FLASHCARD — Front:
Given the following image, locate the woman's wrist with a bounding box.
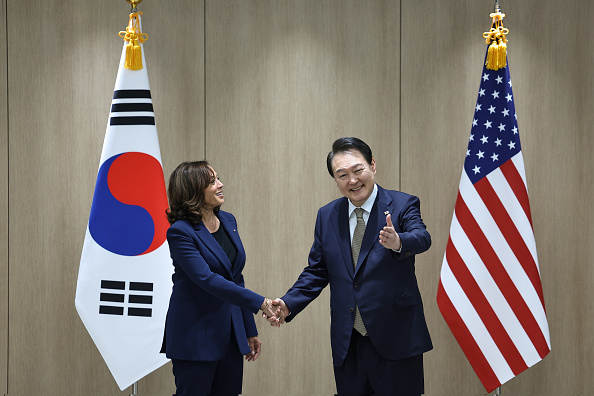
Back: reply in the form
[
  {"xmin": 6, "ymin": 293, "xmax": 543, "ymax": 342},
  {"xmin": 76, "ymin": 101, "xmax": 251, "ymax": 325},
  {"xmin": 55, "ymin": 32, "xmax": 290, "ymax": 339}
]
[{"xmin": 260, "ymin": 297, "xmax": 271, "ymax": 312}]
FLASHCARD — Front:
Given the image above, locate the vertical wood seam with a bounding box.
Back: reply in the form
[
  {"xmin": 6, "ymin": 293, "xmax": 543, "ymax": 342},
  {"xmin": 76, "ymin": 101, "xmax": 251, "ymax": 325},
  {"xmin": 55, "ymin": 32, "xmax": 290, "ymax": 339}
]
[
  {"xmin": 2, "ymin": 0, "xmax": 8, "ymax": 393},
  {"xmin": 398, "ymin": 0, "xmax": 402, "ymax": 191},
  {"xmin": 203, "ymin": 0, "xmax": 207, "ymax": 160}
]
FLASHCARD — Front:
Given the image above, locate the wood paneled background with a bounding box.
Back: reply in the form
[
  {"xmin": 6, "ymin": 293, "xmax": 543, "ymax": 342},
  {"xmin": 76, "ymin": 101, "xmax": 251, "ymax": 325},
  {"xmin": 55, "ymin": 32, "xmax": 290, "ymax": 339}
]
[{"xmin": 1, "ymin": 0, "xmax": 592, "ymax": 395}]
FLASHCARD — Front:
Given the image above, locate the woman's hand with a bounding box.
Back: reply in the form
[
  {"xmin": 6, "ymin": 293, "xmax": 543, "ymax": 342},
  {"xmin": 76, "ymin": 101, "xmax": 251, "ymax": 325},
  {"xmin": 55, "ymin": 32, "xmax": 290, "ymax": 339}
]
[
  {"xmin": 260, "ymin": 298, "xmax": 283, "ymax": 327},
  {"xmin": 245, "ymin": 336, "xmax": 261, "ymax": 362}
]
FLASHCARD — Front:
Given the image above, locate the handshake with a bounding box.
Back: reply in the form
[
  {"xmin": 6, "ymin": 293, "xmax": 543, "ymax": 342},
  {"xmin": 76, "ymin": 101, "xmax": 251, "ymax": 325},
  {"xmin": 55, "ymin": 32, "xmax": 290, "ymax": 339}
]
[{"xmin": 260, "ymin": 298, "xmax": 290, "ymax": 327}]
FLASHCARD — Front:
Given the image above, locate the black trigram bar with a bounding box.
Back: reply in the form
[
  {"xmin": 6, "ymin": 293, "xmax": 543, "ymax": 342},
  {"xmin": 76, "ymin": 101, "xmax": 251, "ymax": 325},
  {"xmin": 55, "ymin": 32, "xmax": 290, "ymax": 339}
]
[
  {"xmin": 129, "ymin": 295, "xmax": 153, "ymax": 304},
  {"xmin": 128, "ymin": 282, "xmax": 153, "ymax": 317},
  {"xmin": 130, "ymin": 282, "xmax": 153, "ymax": 291},
  {"xmin": 99, "ymin": 306, "xmax": 124, "ymax": 315},
  {"xmin": 110, "ymin": 89, "xmax": 154, "ymax": 126},
  {"xmin": 128, "ymin": 307, "xmax": 152, "ymax": 317},
  {"xmin": 112, "ymin": 89, "xmax": 152, "ymax": 99},
  {"xmin": 100, "ymin": 293, "xmax": 125, "ymax": 303},
  {"xmin": 101, "ymin": 280, "xmax": 125, "ymax": 290},
  {"xmin": 111, "ymin": 103, "xmax": 154, "ymax": 112},
  {"xmin": 100, "ymin": 280, "xmax": 125, "ymax": 315},
  {"xmin": 110, "ymin": 116, "xmax": 155, "ymax": 126},
  {"xmin": 99, "ymin": 280, "xmax": 154, "ymax": 317}
]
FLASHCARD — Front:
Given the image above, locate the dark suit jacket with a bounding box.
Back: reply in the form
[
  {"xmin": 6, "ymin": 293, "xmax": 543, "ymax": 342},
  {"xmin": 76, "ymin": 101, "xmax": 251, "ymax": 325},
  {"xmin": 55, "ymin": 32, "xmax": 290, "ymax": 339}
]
[
  {"xmin": 163, "ymin": 211, "xmax": 264, "ymax": 361},
  {"xmin": 282, "ymin": 185, "xmax": 433, "ymax": 366}
]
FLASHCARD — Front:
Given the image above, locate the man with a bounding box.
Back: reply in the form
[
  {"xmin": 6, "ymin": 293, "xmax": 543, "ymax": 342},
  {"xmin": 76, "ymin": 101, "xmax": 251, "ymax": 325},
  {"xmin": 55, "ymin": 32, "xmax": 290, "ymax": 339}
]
[{"xmin": 272, "ymin": 137, "xmax": 432, "ymax": 395}]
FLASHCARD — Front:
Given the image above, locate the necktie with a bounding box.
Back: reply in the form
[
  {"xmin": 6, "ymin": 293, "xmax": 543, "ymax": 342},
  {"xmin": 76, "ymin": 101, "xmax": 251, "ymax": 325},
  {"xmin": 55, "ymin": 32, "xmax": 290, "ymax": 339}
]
[{"xmin": 352, "ymin": 208, "xmax": 368, "ymax": 336}]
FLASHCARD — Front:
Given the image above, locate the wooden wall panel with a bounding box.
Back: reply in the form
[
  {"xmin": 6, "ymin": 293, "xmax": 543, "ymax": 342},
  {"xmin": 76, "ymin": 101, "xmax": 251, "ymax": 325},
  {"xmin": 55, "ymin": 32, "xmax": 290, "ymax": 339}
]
[
  {"xmin": 402, "ymin": 0, "xmax": 594, "ymax": 394},
  {"xmin": 501, "ymin": 0, "xmax": 594, "ymax": 394},
  {"xmin": 141, "ymin": 2, "xmax": 205, "ymax": 180},
  {"xmin": 401, "ymin": 1, "xmax": 486, "ymax": 393},
  {"xmin": 1, "ymin": 0, "xmax": 8, "ymax": 394},
  {"xmin": 6, "ymin": 0, "xmax": 200, "ymax": 394},
  {"xmin": 7, "ymin": 2, "xmax": 120, "ymax": 392},
  {"xmin": 205, "ymin": 1, "xmax": 399, "ymax": 395}
]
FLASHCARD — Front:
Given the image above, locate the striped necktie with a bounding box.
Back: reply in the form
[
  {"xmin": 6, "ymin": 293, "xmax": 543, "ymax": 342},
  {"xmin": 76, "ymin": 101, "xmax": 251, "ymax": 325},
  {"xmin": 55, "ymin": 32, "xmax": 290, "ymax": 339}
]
[{"xmin": 352, "ymin": 208, "xmax": 368, "ymax": 336}]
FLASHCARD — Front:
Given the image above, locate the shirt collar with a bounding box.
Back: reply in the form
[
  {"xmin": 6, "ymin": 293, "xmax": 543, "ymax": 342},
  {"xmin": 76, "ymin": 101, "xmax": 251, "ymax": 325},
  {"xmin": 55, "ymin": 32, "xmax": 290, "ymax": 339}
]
[{"xmin": 348, "ymin": 183, "xmax": 378, "ymax": 217}]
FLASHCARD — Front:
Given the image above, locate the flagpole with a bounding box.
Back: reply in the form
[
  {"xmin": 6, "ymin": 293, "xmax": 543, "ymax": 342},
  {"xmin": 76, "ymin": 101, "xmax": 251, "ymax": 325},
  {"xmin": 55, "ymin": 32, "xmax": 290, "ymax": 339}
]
[
  {"xmin": 493, "ymin": 5, "xmax": 501, "ymax": 395},
  {"xmin": 489, "ymin": 0, "xmax": 501, "ymax": 392},
  {"xmin": 126, "ymin": 3, "xmax": 143, "ymax": 393},
  {"xmin": 489, "ymin": 5, "xmax": 502, "ymax": 396},
  {"xmin": 124, "ymin": 1, "xmax": 144, "ymax": 392},
  {"xmin": 124, "ymin": 0, "xmax": 143, "ymax": 383},
  {"xmin": 129, "ymin": 381, "xmax": 138, "ymax": 396}
]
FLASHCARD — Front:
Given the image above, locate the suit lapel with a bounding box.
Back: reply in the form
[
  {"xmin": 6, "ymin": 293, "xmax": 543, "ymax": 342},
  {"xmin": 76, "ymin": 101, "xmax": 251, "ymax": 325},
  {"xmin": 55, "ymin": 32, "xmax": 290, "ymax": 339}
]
[
  {"xmin": 193, "ymin": 220, "xmax": 233, "ymax": 278},
  {"xmin": 219, "ymin": 214, "xmax": 245, "ymax": 275},
  {"xmin": 354, "ymin": 186, "xmax": 394, "ymax": 277},
  {"xmin": 330, "ymin": 198, "xmax": 355, "ymax": 279}
]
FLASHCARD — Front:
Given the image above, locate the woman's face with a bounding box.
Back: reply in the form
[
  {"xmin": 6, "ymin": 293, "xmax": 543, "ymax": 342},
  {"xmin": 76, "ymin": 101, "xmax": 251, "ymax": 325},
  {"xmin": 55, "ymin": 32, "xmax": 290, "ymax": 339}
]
[{"xmin": 202, "ymin": 166, "xmax": 224, "ymax": 211}]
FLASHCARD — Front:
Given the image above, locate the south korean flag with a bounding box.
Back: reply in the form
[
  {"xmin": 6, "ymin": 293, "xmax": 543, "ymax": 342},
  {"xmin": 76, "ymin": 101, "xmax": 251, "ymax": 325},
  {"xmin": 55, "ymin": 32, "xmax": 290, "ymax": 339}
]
[{"xmin": 75, "ymin": 10, "xmax": 172, "ymax": 391}]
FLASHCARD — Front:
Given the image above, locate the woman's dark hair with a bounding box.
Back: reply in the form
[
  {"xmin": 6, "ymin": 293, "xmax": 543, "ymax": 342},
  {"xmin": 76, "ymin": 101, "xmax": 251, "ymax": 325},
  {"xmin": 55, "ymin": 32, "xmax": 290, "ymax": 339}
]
[
  {"xmin": 326, "ymin": 137, "xmax": 373, "ymax": 177},
  {"xmin": 166, "ymin": 161, "xmax": 220, "ymax": 225}
]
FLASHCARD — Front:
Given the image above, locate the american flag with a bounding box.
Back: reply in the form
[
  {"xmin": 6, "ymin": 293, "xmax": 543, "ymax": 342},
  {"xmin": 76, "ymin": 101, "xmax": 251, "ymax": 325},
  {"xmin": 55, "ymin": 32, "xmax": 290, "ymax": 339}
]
[{"xmin": 437, "ymin": 50, "xmax": 551, "ymax": 392}]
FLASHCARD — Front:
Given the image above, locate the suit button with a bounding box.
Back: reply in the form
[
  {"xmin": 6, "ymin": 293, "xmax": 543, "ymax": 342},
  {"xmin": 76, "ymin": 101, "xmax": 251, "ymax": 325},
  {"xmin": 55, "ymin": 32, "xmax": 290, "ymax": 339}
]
[
  {"xmin": 354, "ymin": 283, "xmax": 359, "ymax": 288},
  {"xmin": 350, "ymin": 308, "xmax": 354, "ymax": 313}
]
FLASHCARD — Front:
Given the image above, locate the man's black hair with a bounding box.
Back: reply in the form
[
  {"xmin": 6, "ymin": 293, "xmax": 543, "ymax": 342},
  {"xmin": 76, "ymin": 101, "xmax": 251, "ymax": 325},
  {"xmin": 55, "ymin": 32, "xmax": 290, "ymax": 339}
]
[{"xmin": 326, "ymin": 137, "xmax": 373, "ymax": 177}]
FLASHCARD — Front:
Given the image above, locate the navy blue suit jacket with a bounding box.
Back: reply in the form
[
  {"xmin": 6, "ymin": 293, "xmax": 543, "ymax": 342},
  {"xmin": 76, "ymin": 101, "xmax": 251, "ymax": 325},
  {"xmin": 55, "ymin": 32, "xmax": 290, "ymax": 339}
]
[
  {"xmin": 282, "ymin": 185, "xmax": 433, "ymax": 366},
  {"xmin": 163, "ymin": 211, "xmax": 264, "ymax": 361}
]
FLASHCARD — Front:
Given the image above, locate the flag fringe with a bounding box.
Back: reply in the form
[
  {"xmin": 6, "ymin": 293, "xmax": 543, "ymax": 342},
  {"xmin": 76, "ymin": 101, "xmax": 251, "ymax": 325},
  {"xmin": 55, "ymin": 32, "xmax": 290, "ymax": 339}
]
[
  {"xmin": 119, "ymin": 12, "xmax": 148, "ymax": 70},
  {"xmin": 483, "ymin": 11, "xmax": 508, "ymax": 71}
]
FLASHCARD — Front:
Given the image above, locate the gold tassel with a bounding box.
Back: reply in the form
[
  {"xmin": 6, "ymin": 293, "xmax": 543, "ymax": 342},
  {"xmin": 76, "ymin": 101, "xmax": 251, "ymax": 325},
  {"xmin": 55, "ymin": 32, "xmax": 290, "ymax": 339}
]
[
  {"xmin": 485, "ymin": 30, "xmax": 499, "ymax": 70},
  {"xmin": 498, "ymin": 36, "xmax": 507, "ymax": 69},
  {"xmin": 482, "ymin": 11, "xmax": 509, "ymax": 71},
  {"xmin": 119, "ymin": 12, "xmax": 148, "ymax": 70}
]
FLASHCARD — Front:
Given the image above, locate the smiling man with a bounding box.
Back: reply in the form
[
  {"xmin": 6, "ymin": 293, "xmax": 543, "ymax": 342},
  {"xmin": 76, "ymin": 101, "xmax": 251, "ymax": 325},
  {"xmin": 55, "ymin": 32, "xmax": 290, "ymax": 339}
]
[{"xmin": 273, "ymin": 137, "xmax": 433, "ymax": 396}]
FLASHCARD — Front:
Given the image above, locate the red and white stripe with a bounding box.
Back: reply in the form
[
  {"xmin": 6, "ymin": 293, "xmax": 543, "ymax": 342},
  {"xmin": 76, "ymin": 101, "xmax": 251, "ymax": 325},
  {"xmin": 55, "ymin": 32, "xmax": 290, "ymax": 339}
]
[{"xmin": 437, "ymin": 152, "xmax": 550, "ymax": 392}]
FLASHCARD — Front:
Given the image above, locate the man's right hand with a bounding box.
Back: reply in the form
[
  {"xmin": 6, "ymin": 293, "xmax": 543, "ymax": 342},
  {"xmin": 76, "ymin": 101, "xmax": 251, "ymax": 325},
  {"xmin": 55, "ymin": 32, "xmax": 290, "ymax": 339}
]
[{"xmin": 263, "ymin": 298, "xmax": 289, "ymax": 327}]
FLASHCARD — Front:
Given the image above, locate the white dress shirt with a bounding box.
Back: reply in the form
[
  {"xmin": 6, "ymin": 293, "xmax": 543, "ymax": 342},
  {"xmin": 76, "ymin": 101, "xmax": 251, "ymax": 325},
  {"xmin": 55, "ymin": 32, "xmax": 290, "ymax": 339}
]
[
  {"xmin": 348, "ymin": 184, "xmax": 378, "ymax": 242},
  {"xmin": 347, "ymin": 184, "xmax": 401, "ymax": 253}
]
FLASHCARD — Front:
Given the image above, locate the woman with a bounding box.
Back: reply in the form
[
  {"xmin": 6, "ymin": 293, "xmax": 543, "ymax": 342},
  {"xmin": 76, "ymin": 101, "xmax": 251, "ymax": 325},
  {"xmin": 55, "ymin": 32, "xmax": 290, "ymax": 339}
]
[{"xmin": 162, "ymin": 161, "xmax": 279, "ymax": 396}]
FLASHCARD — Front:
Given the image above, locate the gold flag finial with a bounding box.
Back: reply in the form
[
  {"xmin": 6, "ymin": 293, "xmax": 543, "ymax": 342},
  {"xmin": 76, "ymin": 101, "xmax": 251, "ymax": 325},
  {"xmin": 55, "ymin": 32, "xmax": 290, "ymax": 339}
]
[
  {"xmin": 119, "ymin": 1, "xmax": 148, "ymax": 70},
  {"xmin": 126, "ymin": 0, "xmax": 143, "ymax": 11},
  {"xmin": 483, "ymin": 1, "xmax": 509, "ymax": 71}
]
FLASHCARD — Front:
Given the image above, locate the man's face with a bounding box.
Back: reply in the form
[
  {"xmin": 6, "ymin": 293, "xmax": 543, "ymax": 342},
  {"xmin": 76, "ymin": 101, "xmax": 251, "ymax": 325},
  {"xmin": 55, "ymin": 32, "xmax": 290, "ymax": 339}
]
[{"xmin": 331, "ymin": 151, "xmax": 376, "ymax": 207}]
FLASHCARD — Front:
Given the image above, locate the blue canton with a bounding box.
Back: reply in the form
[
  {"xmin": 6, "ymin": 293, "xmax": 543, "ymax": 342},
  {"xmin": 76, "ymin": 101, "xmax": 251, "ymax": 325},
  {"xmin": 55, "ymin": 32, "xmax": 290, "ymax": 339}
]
[{"xmin": 465, "ymin": 52, "xmax": 521, "ymax": 185}]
